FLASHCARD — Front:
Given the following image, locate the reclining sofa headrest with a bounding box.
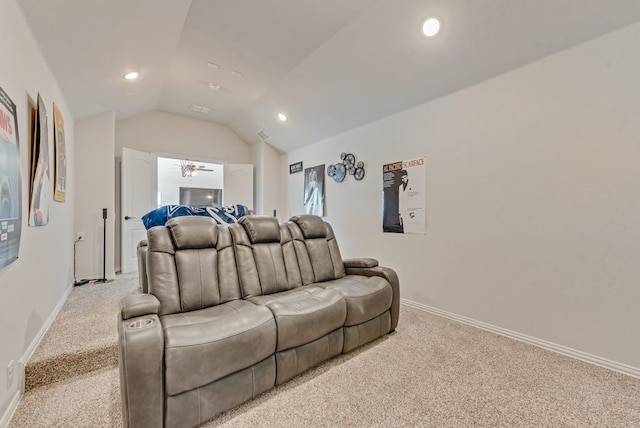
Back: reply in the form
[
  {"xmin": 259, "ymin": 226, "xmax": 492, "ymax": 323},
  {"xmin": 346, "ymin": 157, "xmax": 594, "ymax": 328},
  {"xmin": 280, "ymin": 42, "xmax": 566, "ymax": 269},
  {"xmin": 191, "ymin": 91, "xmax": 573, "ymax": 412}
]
[
  {"xmin": 239, "ymin": 215, "xmax": 281, "ymax": 244},
  {"xmin": 290, "ymin": 215, "xmax": 326, "ymax": 239},
  {"xmin": 166, "ymin": 216, "xmax": 218, "ymax": 249}
]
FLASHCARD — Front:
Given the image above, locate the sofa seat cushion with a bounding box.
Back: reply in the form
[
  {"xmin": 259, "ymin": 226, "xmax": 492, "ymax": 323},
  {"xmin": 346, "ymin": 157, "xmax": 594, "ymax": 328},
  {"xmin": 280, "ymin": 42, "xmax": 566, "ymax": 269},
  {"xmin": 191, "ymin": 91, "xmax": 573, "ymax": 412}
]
[
  {"xmin": 249, "ymin": 286, "xmax": 346, "ymax": 352},
  {"xmin": 161, "ymin": 300, "xmax": 276, "ymax": 396},
  {"xmin": 319, "ymin": 275, "xmax": 392, "ymax": 326}
]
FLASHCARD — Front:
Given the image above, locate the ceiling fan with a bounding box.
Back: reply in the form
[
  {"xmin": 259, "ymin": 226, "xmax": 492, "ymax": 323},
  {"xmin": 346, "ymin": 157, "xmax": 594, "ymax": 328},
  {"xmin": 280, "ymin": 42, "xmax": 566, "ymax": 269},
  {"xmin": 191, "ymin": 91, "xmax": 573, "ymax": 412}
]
[{"xmin": 177, "ymin": 159, "xmax": 214, "ymax": 177}]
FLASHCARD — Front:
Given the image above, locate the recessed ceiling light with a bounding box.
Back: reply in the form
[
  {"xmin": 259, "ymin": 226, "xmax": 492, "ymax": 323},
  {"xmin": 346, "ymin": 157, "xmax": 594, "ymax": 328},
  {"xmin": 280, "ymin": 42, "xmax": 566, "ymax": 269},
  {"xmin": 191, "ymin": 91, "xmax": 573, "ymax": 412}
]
[
  {"xmin": 231, "ymin": 70, "xmax": 243, "ymax": 78},
  {"xmin": 123, "ymin": 71, "xmax": 140, "ymax": 80},
  {"xmin": 278, "ymin": 112, "xmax": 288, "ymax": 122},
  {"xmin": 208, "ymin": 82, "xmax": 221, "ymax": 91},
  {"xmin": 206, "ymin": 62, "xmax": 219, "ymax": 69},
  {"xmin": 421, "ymin": 17, "xmax": 441, "ymax": 38}
]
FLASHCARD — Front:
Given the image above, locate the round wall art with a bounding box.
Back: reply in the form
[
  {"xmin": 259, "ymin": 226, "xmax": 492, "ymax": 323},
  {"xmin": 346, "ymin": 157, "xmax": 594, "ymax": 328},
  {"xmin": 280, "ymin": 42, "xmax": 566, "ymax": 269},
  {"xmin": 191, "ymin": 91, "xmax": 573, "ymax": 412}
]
[{"xmin": 327, "ymin": 152, "xmax": 365, "ymax": 183}]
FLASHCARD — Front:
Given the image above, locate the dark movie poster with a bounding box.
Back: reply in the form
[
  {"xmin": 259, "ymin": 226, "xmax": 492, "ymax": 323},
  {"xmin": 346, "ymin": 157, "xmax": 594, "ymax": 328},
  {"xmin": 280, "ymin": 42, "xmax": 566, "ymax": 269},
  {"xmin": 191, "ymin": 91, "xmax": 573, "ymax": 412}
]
[
  {"xmin": 382, "ymin": 161, "xmax": 404, "ymax": 233},
  {"xmin": 0, "ymin": 86, "xmax": 22, "ymax": 269},
  {"xmin": 383, "ymin": 157, "xmax": 426, "ymax": 234}
]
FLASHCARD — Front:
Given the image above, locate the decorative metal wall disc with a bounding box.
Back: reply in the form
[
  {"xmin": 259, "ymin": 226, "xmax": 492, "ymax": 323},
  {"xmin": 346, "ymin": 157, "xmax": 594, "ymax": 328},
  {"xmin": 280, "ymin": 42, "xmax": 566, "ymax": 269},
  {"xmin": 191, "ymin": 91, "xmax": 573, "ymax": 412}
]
[{"xmin": 327, "ymin": 152, "xmax": 365, "ymax": 183}]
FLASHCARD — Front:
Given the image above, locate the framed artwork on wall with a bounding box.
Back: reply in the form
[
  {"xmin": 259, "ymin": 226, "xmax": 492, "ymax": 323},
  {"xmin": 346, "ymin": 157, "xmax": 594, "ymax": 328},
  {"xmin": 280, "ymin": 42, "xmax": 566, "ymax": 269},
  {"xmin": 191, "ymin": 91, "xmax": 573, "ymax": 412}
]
[
  {"xmin": 289, "ymin": 161, "xmax": 303, "ymax": 174},
  {"xmin": 0, "ymin": 85, "xmax": 22, "ymax": 269},
  {"xmin": 53, "ymin": 103, "xmax": 66, "ymax": 202},
  {"xmin": 303, "ymin": 164, "xmax": 325, "ymax": 216},
  {"xmin": 382, "ymin": 156, "xmax": 426, "ymax": 234},
  {"xmin": 28, "ymin": 93, "xmax": 50, "ymax": 226}
]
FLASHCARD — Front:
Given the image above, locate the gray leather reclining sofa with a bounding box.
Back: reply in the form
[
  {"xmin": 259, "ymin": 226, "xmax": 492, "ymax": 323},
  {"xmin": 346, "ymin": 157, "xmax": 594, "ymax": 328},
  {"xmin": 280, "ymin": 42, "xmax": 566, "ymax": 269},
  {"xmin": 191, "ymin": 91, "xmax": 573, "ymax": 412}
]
[{"xmin": 118, "ymin": 214, "xmax": 400, "ymax": 428}]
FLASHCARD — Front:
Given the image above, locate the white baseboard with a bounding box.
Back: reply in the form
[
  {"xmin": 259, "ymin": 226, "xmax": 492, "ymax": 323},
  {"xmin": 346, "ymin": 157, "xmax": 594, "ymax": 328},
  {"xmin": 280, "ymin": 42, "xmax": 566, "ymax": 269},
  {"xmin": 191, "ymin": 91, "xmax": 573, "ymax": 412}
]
[
  {"xmin": 20, "ymin": 283, "xmax": 74, "ymax": 365},
  {"xmin": 0, "ymin": 390, "xmax": 21, "ymax": 428},
  {"xmin": 0, "ymin": 282, "xmax": 75, "ymax": 428},
  {"xmin": 401, "ymin": 299, "xmax": 640, "ymax": 379}
]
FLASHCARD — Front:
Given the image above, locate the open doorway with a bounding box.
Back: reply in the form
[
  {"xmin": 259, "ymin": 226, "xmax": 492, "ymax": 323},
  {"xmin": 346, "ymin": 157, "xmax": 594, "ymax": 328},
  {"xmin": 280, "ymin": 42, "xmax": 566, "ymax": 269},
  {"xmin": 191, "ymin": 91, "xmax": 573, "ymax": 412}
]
[
  {"xmin": 156, "ymin": 157, "xmax": 224, "ymax": 208},
  {"xmin": 119, "ymin": 149, "xmax": 253, "ymax": 274}
]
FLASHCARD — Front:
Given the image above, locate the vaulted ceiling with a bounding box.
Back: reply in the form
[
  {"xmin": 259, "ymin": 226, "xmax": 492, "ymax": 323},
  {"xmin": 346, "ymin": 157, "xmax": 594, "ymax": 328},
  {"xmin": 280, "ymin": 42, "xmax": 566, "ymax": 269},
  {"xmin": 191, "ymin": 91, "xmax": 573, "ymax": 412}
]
[{"xmin": 17, "ymin": 0, "xmax": 640, "ymax": 152}]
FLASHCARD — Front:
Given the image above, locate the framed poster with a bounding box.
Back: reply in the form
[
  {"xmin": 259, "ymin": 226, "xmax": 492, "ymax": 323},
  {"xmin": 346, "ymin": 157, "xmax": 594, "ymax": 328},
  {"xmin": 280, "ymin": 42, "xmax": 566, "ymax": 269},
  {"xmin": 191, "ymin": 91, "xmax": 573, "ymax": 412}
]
[
  {"xmin": 303, "ymin": 164, "xmax": 325, "ymax": 216},
  {"xmin": 382, "ymin": 156, "xmax": 426, "ymax": 234},
  {"xmin": 289, "ymin": 161, "xmax": 303, "ymax": 174},
  {"xmin": 0, "ymin": 86, "xmax": 22, "ymax": 269},
  {"xmin": 29, "ymin": 93, "xmax": 50, "ymax": 226},
  {"xmin": 53, "ymin": 103, "xmax": 66, "ymax": 202}
]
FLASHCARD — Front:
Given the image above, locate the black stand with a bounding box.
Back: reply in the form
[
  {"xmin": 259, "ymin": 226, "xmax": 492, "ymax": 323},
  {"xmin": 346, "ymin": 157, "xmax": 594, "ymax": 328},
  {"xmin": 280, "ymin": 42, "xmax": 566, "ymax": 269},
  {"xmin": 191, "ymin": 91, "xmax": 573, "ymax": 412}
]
[{"xmin": 95, "ymin": 208, "xmax": 111, "ymax": 283}]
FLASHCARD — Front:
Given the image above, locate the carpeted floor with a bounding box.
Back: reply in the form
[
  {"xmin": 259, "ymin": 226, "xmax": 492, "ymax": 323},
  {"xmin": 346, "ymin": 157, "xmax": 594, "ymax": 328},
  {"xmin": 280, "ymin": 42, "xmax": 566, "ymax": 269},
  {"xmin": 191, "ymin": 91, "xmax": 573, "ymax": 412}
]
[
  {"xmin": 8, "ymin": 275, "xmax": 640, "ymax": 427},
  {"xmin": 23, "ymin": 272, "xmax": 139, "ymax": 391}
]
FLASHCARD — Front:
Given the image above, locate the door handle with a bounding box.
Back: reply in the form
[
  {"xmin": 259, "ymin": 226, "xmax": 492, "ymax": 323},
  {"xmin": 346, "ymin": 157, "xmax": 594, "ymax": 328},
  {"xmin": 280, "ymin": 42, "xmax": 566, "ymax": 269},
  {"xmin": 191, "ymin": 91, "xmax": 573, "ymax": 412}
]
[{"xmin": 124, "ymin": 216, "xmax": 136, "ymax": 220}]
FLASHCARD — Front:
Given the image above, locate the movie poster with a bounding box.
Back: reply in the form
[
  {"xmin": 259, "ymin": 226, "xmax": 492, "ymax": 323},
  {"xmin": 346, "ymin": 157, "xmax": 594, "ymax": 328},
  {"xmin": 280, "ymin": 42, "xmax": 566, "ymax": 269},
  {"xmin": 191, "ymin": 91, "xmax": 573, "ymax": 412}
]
[
  {"xmin": 53, "ymin": 103, "xmax": 66, "ymax": 202},
  {"xmin": 303, "ymin": 164, "xmax": 325, "ymax": 216},
  {"xmin": 382, "ymin": 156, "xmax": 426, "ymax": 234},
  {"xmin": 0, "ymin": 86, "xmax": 22, "ymax": 269},
  {"xmin": 29, "ymin": 94, "xmax": 50, "ymax": 226}
]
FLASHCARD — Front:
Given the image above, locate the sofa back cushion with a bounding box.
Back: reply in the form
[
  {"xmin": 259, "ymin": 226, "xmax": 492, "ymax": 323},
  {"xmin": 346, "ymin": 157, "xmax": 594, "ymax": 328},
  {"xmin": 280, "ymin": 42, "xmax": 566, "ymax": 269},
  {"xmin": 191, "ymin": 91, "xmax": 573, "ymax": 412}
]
[
  {"xmin": 146, "ymin": 216, "xmax": 241, "ymax": 316},
  {"xmin": 231, "ymin": 216, "xmax": 302, "ymax": 298},
  {"xmin": 287, "ymin": 215, "xmax": 346, "ymax": 284}
]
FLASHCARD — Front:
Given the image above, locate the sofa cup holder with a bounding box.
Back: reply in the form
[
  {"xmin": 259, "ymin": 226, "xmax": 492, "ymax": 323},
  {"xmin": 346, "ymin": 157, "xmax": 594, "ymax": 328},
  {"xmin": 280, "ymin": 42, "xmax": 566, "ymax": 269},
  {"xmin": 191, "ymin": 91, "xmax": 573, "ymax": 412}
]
[{"xmin": 128, "ymin": 318, "xmax": 154, "ymax": 330}]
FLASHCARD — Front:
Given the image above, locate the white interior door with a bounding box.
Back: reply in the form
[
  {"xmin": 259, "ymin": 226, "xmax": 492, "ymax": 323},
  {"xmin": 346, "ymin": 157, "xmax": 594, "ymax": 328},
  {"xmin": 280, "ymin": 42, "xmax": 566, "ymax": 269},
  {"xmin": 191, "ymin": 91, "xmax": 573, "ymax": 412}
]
[
  {"xmin": 121, "ymin": 148, "xmax": 156, "ymax": 273},
  {"xmin": 224, "ymin": 164, "xmax": 254, "ymax": 210}
]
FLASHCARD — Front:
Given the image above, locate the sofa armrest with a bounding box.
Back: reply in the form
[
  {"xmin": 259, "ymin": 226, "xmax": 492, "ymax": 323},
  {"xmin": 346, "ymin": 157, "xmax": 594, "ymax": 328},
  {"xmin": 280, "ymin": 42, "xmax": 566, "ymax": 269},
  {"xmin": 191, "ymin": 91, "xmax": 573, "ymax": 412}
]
[
  {"xmin": 136, "ymin": 240, "xmax": 149, "ymax": 293},
  {"xmin": 121, "ymin": 293, "xmax": 160, "ymax": 320},
  {"xmin": 345, "ymin": 265, "xmax": 400, "ymax": 332},
  {"xmin": 118, "ymin": 307, "xmax": 164, "ymax": 428},
  {"xmin": 343, "ymin": 258, "xmax": 379, "ymax": 269}
]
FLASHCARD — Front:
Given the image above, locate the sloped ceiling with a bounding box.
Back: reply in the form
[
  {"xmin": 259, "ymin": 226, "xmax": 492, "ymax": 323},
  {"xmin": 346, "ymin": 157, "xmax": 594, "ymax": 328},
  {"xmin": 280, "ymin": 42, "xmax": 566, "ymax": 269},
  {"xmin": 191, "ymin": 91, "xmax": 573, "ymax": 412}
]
[{"xmin": 17, "ymin": 0, "xmax": 640, "ymax": 152}]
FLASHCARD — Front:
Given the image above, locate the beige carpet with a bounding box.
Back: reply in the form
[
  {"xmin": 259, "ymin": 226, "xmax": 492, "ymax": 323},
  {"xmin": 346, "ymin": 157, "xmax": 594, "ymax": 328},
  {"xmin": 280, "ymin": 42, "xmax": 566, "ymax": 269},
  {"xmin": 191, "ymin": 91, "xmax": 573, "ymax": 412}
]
[
  {"xmin": 9, "ymin": 275, "xmax": 640, "ymax": 427},
  {"xmin": 24, "ymin": 272, "xmax": 139, "ymax": 391}
]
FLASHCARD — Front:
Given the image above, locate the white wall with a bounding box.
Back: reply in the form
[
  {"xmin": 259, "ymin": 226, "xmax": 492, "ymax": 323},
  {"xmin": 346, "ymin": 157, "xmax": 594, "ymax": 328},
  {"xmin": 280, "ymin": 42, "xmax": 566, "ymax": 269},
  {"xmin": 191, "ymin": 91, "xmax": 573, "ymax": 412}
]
[
  {"xmin": 262, "ymin": 143, "xmax": 287, "ymax": 220},
  {"xmin": 288, "ymin": 23, "xmax": 640, "ymax": 372},
  {"xmin": 0, "ymin": 0, "xmax": 75, "ymax": 422},
  {"xmin": 74, "ymin": 112, "xmax": 115, "ymax": 280},
  {"xmin": 251, "ymin": 143, "xmax": 264, "ymax": 214},
  {"xmin": 252, "ymin": 141, "xmax": 287, "ymax": 220},
  {"xmin": 116, "ymin": 110, "xmax": 251, "ymax": 164}
]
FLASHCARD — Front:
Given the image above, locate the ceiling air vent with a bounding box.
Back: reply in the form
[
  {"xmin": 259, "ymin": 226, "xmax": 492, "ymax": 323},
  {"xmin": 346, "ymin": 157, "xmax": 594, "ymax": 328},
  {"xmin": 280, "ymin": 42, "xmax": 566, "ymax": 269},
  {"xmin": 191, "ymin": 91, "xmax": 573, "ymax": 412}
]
[
  {"xmin": 256, "ymin": 129, "xmax": 271, "ymax": 141},
  {"xmin": 189, "ymin": 104, "xmax": 211, "ymax": 114}
]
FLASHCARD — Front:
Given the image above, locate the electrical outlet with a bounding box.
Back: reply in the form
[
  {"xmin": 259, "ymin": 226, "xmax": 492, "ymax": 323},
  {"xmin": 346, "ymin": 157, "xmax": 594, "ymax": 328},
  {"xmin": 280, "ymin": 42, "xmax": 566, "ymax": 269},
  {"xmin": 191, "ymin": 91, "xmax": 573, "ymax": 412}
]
[
  {"xmin": 7, "ymin": 361, "xmax": 14, "ymax": 389},
  {"xmin": 76, "ymin": 231, "xmax": 85, "ymax": 241}
]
